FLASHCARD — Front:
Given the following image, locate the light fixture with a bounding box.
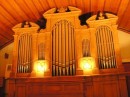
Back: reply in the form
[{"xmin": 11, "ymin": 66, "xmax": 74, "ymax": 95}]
[
  {"xmin": 80, "ymin": 57, "xmax": 94, "ymax": 69},
  {"xmin": 80, "ymin": 57, "xmax": 95, "ymax": 75},
  {"xmin": 34, "ymin": 60, "xmax": 47, "ymax": 77},
  {"xmin": 83, "ymin": 61, "xmax": 92, "ymax": 69}
]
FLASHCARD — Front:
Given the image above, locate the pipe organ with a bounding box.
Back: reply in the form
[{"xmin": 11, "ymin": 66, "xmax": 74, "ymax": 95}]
[
  {"xmin": 8, "ymin": 6, "xmax": 129, "ymax": 97},
  {"xmin": 10, "ymin": 6, "xmax": 124, "ymax": 77}
]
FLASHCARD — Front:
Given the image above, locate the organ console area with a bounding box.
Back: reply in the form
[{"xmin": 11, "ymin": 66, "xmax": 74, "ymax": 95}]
[{"xmin": 7, "ymin": 6, "xmax": 128, "ymax": 97}]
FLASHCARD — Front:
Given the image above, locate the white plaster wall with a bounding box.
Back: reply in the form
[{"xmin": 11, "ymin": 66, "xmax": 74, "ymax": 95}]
[
  {"xmin": 0, "ymin": 43, "xmax": 13, "ymax": 77},
  {"xmin": 118, "ymin": 30, "xmax": 130, "ymax": 62}
]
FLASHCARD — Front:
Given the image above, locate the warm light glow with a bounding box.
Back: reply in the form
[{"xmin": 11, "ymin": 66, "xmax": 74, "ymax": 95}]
[
  {"xmin": 80, "ymin": 57, "xmax": 95, "ymax": 75},
  {"xmin": 37, "ymin": 62, "xmax": 45, "ymax": 72},
  {"xmin": 83, "ymin": 62, "xmax": 92, "ymax": 69},
  {"xmin": 34, "ymin": 60, "xmax": 47, "ymax": 77},
  {"xmin": 80, "ymin": 57, "xmax": 94, "ymax": 70}
]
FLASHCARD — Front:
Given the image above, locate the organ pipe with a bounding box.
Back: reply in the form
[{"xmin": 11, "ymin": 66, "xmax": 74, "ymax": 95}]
[
  {"xmin": 52, "ymin": 20, "xmax": 76, "ymax": 76},
  {"xmin": 17, "ymin": 33, "xmax": 32, "ymax": 73},
  {"xmin": 96, "ymin": 26, "xmax": 117, "ymax": 69}
]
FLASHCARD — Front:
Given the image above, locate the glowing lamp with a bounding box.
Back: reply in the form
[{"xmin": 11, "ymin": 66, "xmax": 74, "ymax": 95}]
[
  {"xmin": 34, "ymin": 60, "xmax": 47, "ymax": 77},
  {"xmin": 83, "ymin": 62, "xmax": 92, "ymax": 69},
  {"xmin": 37, "ymin": 62, "xmax": 46, "ymax": 72},
  {"xmin": 80, "ymin": 57, "xmax": 95, "ymax": 75},
  {"xmin": 80, "ymin": 57, "xmax": 94, "ymax": 70}
]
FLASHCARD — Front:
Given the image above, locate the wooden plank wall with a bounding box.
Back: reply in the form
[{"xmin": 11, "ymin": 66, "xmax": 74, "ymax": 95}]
[
  {"xmin": 7, "ymin": 75, "xmax": 128, "ymax": 97},
  {"xmin": 0, "ymin": 0, "xmax": 130, "ymax": 49}
]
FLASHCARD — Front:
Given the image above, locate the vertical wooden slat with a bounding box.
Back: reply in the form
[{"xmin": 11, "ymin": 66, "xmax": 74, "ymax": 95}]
[
  {"xmin": 97, "ymin": 0, "xmax": 105, "ymax": 12},
  {"xmin": 1, "ymin": 0, "xmax": 23, "ymax": 22},
  {"xmin": 38, "ymin": 0, "xmax": 50, "ymax": 11},
  {"xmin": 68, "ymin": 0, "xmax": 76, "ymax": 7},
  {"xmin": 110, "ymin": 0, "xmax": 122, "ymax": 14},
  {"xmin": 83, "ymin": 0, "xmax": 91, "ymax": 13},
  {"xmin": 10, "ymin": 0, "xmax": 28, "ymax": 20},
  {"xmin": 104, "ymin": 0, "xmax": 112, "ymax": 11},
  {"xmin": 117, "ymin": 0, "xmax": 129, "ymax": 24},
  {"xmin": 46, "ymin": 0, "xmax": 56, "ymax": 8},
  {"xmin": 24, "ymin": 0, "xmax": 41, "ymax": 20},
  {"xmin": 118, "ymin": 1, "xmax": 130, "ymax": 29},
  {"xmin": 32, "ymin": 0, "xmax": 44, "ymax": 15},
  {"xmin": 75, "ymin": 0, "xmax": 84, "ymax": 12},
  {"xmin": 15, "ymin": 0, "xmax": 36, "ymax": 21},
  {"xmin": 0, "ymin": 6, "xmax": 17, "ymax": 26},
  {"xmin": 60, "ymin": 0, "xmax": 69, "ymax": 7},
  {"xmin": 90, "ymin": 0, "xmax": 98, "ymax": 14},
  {"xmin": 53, "ymin": 0, "xmax": 62, "ymax": 8}
]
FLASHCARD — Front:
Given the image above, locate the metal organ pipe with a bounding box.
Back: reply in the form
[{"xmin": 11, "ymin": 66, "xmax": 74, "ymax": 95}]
[
  {"xmin": 52, "ymin": 20, "xmax": 76, "ymax": 76},
  {"xmin": 17, "ymin": 33, "xmax": 32, "ymax": 73},
  {"xmin": 96, "ymin": 26, "xmax": 117, "ymax": 69}
]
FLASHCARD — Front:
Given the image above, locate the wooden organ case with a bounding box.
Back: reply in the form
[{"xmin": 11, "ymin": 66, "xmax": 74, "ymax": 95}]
[{"xmin": 7, "ymin": 6, "xmax": 128, "ymax": 97}]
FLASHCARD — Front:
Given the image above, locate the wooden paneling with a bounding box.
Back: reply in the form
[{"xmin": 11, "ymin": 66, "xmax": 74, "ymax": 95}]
[
  {"xmin": 14, "ymin": 0, "xmax": 36, "ymax": 21},
  {"xmin": 109, "ymin": 0, "xmax": 121, "ymax": 14},
  {"xmin": 69, "ymin": 0, "xmax": 76, "ymax": 7},
  {"xmin": 1, "ymin": 0, "xmax": 23, "ymax": 23},
  {"xmin": 118, "ymin": 1, "xmax": 130, "ymax": 31},
  {"xmin": 38, "ymin": 0, "xmax": 50, "ymax": 11},
  {"xmin": 24, "ymin": 0, "xmax": 41, "ymax": 20},
  {"xmin": 97, "ymin": 0, "xmax": 105, "ymax": 12},
  {"xmin": 0, "ymin": 36, "xmax": 8, "ymax": 45},
  {"xmin": 46, "ymin": 0, "xmax": 55, "ymax": 8},
  {"xmin": 83, "ymin": 0, "xmax": 91, "ymax": 13},
  {"xmin": 104, "ymin": 0, "xmax": 112, "ymax": 11},
  {"xmin": 7, "ymin": 75, "xmax": 128, "ymax": 97},
  {"xmin": 75, "ymin": 0, "xmax": 84, "ymax": 12},
  {"xmin": 117, "ymin": 0, "xmax": 129, "ymax": 24},
  {"xmin": 0, "ymin": 6, "xmax": 17, "ymax": 26},
  {"xmin": 16, "ymin": 85, "xmax": 26, "ymax": 97},
  {"xmin": 0, "ymin": 0, "xmax": 130, "ymax": 49},
  {"xmin": 90, "ymin": 0, "xmax": 98, "ymax": 13}
]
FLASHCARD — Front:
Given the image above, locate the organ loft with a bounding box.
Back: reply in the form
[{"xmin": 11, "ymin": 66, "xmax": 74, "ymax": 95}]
[{"xmin": 7, "ymin": 6, "xmax": 128, "ymax": 97}]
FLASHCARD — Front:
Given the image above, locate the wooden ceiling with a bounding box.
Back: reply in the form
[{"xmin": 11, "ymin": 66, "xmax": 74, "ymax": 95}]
[{"xmin": 0, "ymin": 0, "xmax": 130, "ymax": 49}]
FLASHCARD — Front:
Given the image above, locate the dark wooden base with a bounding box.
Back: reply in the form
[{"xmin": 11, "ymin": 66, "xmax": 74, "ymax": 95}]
[{"xmin": 7, "ymin": 73, "xmax": 129, "ymax": 97}]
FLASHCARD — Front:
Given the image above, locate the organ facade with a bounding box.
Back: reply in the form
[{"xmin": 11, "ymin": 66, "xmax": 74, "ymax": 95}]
[{"xmin": 8, "ymin": 6, "xmax": 128, "ymax": 97}]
